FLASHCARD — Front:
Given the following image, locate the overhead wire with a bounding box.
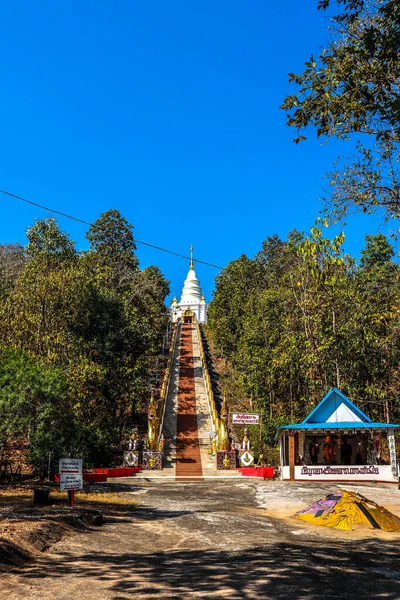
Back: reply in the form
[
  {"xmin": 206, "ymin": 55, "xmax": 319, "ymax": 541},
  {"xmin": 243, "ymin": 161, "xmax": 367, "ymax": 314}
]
[{"xmin": 0, "ymin": 188, "xmax": 223, "ymax": 270}]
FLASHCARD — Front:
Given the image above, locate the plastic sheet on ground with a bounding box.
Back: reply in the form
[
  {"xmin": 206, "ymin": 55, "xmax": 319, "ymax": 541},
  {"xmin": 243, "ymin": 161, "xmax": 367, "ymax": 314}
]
[{"xmin": 292, "ymin": 490, "xmax": 400, "ymax": 532}]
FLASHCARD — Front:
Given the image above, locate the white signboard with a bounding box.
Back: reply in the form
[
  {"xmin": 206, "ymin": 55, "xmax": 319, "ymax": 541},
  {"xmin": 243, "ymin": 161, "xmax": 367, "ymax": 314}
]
[
  {"xmin": 59, "ymin": 458, "xmax": 83, "ymax": 491},
  {"xmin": 232, "ymin": 413, "xmax": 260, "ymax": 425},
  {"xmin": 281, "ymin": 464, "xmax": 396, "ymax": 482}
]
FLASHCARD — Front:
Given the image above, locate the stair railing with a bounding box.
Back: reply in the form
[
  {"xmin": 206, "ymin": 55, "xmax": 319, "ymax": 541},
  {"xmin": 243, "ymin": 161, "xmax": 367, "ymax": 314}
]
[
  {"xmin": 157, "ymin": 318, "xmax": 181, "ymax": 446},
  {"xmin": 194, "ymin": 319, "xmax": 219, "ymax": 435}
]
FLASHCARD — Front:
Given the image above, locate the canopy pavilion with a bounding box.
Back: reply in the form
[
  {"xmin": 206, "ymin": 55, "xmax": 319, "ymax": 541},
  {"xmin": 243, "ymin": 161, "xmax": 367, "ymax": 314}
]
[{"xmin": 278, "ymin": 388, "xmax": 399, "ymax": 482}]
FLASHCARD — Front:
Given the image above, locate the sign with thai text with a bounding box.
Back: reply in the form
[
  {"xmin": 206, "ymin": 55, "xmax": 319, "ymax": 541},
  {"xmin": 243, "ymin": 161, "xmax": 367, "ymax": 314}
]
[
  {"xmin": 388, "ymin": 429, "xmax": 398, "ymax": 478},
  {"xmin": 231, "ymin": 413, "xmax": 260, "ymax": 425},
  {"xmin": 300, "ymin": 465, "xmax": 380, "ymax": 477},
  {"xmin": 59, "ymin": 458, "xmax": 83, "ymax": 491},
  {"xmin": 282, "ymin": 464, "xmax": 397, "ymax": 482}
]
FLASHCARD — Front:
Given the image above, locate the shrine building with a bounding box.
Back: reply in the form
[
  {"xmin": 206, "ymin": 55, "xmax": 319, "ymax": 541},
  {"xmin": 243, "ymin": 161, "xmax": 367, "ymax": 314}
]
[{"xmin": 278, "ymin": 387, "xmax": 399, "ymax": 483}]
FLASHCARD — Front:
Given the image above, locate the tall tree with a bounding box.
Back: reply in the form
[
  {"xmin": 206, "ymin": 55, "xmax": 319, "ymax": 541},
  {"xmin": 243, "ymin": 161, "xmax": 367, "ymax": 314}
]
[
  {"xmin": 207, "ymin": 255, "xmax": 263, "ymax": 358},
  {"xmin": 281, "ymin": 0, "xmax": 400, "ymax": 230},
  {"xmin": 0, "ymin": 243, "xmax": 25, "ymax": 300},
  {"xmin": 360, "ymin": 233, "xmax": 395, "ymax": 269},
  {"xmin": 86, "ymin": 209, "xmax": 139, "ymax": 286},
  {"xmin": 0, "ymin": 348, "xmax": 75, "ymax": 474},
  {"xmin": 26, "ymin": 218, "xmax": 76, "ymax": 260},
  {"xmin": 0, "ymin": 212, "xmax": 170, "ymax": 469},
  {"xmin": 207, "ymin": 224, "xmax": 400, "ymax": 444}
]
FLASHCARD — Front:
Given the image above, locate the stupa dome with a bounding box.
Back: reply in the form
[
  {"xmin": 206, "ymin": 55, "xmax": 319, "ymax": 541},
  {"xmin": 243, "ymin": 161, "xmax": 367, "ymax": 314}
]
[
  {"xmin": 181, "ymin": 267, "xmax": 202, "ymax": 303},
  {"xmin": 170, "ymin": 246, "xmax": 207, "ymax": 324}
]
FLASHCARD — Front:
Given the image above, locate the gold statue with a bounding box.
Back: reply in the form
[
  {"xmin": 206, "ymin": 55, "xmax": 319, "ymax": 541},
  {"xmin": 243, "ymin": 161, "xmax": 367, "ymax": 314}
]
[
  {"xmin": 222, "ymin": 454, "xmax": 231, "ymax": 469},
  {"xmin": 211, "ymin": 438, "xmax": 217, "ymax": 455},
  {"xmin": 242, "ymin": 428, "xmax": 250, "ymax": 450},
  {"xmin": 218, "ymin": 396, "xmax": 231, "ymax": 451},
  {"xmin": 129, "ymin": 427, "xmax": 139, "ymax": 451},
  {"xmin": 147, "ymin": 390, "xmax": 160, "ymax": 451},
  {"xmin": 148, "ymin": 454, "xmax": 157, "ymax": 469},
  {"xmin": 158, "ymin": 434, "xmax": 165, "ymax": 453},
  {"xmin": 257, "ymin": 452, "xmax": 265, "ymax": 466}
]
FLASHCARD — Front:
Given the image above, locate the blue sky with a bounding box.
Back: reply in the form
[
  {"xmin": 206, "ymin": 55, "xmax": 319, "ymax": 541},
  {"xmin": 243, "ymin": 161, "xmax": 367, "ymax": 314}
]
[{"xmin": 0, "ymin": 1, "xmax": 390, "ymax": 301}]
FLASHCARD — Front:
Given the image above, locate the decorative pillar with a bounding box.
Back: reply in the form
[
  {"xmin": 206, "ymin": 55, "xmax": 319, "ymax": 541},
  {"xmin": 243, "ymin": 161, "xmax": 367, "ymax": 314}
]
[
  {"xmin": 289, "ymin": 431, "xmax": 295, "ymax": 481},
  {"xmin": 388, "ymin": 429, "xmax": 398, "ymax": 479},
  {"xmin": 298, "ymin": 431, "xmax": 305, "ymax": 461}
]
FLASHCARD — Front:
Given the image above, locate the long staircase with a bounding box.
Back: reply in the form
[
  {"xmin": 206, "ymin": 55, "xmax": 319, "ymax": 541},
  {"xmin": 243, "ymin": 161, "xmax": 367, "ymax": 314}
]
[
  {"xmin": 175, "ymin": 323, "xmax": 203, "ymax": 480},
  {"xmin": 152, "ymin": 319, "xmax": 239, "ymax": 481},
  {"xmin": 127, "ymin": 318, "xmax": 241, "ymax": 481}
]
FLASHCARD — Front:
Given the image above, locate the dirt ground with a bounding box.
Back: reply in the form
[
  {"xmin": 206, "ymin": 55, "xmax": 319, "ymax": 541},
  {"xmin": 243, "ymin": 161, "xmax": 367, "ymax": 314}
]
[{"xmin": 1, "ymin": 479, "xmax": 400, "ymax": 599}]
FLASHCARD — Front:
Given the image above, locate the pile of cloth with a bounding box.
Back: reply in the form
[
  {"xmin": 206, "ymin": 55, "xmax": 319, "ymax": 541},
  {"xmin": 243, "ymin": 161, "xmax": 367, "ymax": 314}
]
[{"xmin": 293, "ymin": 490, "xmax": 400, "ymax": 531}]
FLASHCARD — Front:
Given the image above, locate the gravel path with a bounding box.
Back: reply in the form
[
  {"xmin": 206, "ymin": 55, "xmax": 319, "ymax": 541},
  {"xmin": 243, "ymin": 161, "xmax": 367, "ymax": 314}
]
[{"xmin": 1, "ymin": 480, "xmax": 400, "ymax": 599}]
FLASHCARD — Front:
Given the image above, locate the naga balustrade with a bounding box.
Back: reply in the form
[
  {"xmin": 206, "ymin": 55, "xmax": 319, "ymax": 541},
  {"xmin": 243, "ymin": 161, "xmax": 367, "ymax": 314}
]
[
  {"xmin": 156, "ymin": 318, "xmax": 180, "ymax": 447},
  {"xmin": 195, "ymin": 319, "xmax": 220, "ymax": 435}
]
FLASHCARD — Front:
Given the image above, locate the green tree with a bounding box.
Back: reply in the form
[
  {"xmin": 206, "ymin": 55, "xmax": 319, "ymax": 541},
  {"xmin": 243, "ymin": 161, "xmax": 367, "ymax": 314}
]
[
  {"xmin": 349, "ymin": 233, "xmax": 400, "ymax": 422},
  {"xmin": 26, "ymin": 218, "xmax": 76, "ymax": 260},
  {"xmin": 360, "ymin": 233, "xmax": 395, "ymax": 269},
  {"xmin": 86, "ymin": 209, "xmax": 139, "ymax": 285},
  {"xmin": 281, "ymin": 0, "xmax": 400, "ymax": 229},
  {"xmin": 207, "ymin": 255, "xmax": 263, "ymax": 358},
  {"xmin": 0, "ymin": 348, "xmax": 76, "ymax": 474},
  {"xmin": 207, "ymin": 223, "xmax": 400, "ymax": 444},
  {"xmin": 0, "ymin": 212, "xmax": 170, "ymax": 469},
  {"xmin": 0, "ymin": 243, "xmax": 25, "ymax": 300}
]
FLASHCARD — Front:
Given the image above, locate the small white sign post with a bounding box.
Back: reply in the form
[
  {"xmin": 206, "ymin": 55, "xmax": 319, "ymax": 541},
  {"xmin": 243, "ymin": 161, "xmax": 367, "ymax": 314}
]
[{"xmin": 59, "ymin": 458, "xmax": 83, "ymax": 507}]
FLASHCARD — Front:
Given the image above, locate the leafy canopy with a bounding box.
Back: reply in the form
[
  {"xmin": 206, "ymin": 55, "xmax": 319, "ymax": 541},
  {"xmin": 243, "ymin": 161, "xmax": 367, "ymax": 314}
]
[
  {"xmin": 207, "ymin": 226, "xmax": 400, "ymax": 443},
  {"xmin": 0, "ymin": 211, "xmax": 170, "ymax": 471},
  {"xmin": 281, "ymin": 0, "xmax": 400, "ymax": 229}
]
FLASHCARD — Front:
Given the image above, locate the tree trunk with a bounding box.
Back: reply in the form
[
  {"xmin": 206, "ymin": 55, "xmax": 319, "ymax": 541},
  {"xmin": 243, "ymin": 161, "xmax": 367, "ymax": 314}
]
[{"xmin": 332, "ymin": 306, "xmax": 340, "ymax": 388}]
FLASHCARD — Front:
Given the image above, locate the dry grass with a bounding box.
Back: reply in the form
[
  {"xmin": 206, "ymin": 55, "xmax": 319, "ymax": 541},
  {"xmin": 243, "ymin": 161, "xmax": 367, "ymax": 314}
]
[
  {"xmin": 0, "ymin": 487, "xmax": 31, "ymax": 508},
  {"xmin": 51, "ymin": 490, "xmax": 138, "ymax": 507},
  {"xmin": 0, "ymin": 487, "xmax": 138, "ymax": 510}
]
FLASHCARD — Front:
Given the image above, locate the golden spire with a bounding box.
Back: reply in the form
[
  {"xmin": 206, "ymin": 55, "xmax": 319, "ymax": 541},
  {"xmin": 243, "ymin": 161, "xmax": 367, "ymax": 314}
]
[{"xmin": 190, "ymin": 245, "xmax": 194, "ymax": 270}]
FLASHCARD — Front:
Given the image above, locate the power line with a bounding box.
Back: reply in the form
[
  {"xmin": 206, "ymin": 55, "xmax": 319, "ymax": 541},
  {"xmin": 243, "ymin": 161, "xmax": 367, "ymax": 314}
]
[{"xmin": 0, "ymin": 188, "xmax": 223, "ymax": 270}]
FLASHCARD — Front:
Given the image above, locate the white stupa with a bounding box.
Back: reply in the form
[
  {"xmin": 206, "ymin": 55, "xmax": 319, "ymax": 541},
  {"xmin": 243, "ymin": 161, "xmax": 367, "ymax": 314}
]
[{"xmin": 171, "ymin": 246, "xmax": 207, "ymax": 324}]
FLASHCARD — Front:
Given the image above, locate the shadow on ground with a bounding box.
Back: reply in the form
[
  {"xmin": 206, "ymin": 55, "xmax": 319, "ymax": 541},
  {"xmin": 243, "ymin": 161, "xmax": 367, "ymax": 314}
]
[{"xmin": 15, "ymin": 539, "xmax": 400, "ymax": 599}]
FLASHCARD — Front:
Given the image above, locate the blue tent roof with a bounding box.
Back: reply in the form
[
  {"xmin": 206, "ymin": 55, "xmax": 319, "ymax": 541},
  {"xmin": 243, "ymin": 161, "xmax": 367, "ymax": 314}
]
[
  {"xmin": 279, "ymin": 387, "xmax": 400, "ymax": 432},
  {"xmin": 302, "ymin": 387, "xmax": 371, "ymax": 424}
]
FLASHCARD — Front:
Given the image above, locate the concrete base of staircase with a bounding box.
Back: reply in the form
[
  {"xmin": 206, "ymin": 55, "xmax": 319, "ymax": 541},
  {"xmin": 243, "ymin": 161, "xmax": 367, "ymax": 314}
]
[{"xmin": 107, "ymin": 474, "xmax": 245, "ymax": 483}]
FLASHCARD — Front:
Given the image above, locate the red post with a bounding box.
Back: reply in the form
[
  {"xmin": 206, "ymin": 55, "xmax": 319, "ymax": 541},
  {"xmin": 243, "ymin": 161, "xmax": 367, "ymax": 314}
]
[{"xmin": 68, "ymin": 489, "xmax": 75, "ymax": 507}]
